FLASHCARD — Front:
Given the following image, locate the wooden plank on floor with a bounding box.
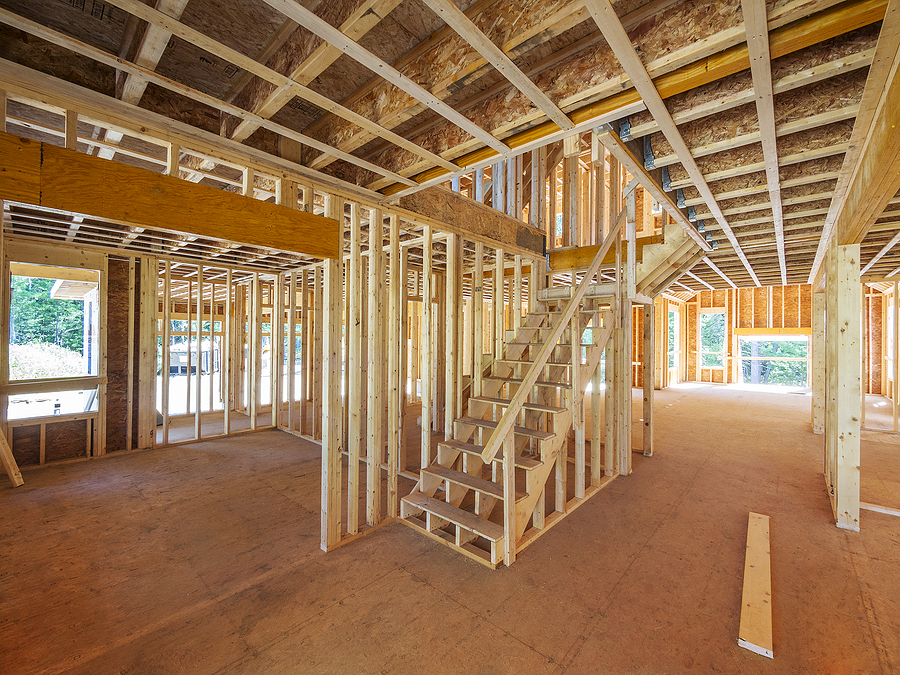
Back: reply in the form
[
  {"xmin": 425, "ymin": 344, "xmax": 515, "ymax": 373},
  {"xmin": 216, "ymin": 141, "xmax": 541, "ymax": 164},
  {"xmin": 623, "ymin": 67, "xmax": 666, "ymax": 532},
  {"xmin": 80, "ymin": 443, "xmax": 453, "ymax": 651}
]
[{"xmin": 738, "ymin": 512, "xmax": 774, "ymax": 659}]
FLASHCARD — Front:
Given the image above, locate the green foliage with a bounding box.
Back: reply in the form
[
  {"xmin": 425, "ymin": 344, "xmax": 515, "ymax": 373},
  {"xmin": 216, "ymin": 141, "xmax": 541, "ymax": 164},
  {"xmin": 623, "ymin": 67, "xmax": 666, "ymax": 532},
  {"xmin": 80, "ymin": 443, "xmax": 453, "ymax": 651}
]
[
  {"xmin": 699, "ymin": 312, "xmax": 725, "ymax": 367},
  {"xmin": 740, "ymin": 338, "xmax": 808, "ymax": 386},
  {"xmin": 10, "ymin": 277, "xmax": 84, "ymax": 353},
  {"xmin": 9, "ymin": 343, "xmax": 82, "ymax": 380}
]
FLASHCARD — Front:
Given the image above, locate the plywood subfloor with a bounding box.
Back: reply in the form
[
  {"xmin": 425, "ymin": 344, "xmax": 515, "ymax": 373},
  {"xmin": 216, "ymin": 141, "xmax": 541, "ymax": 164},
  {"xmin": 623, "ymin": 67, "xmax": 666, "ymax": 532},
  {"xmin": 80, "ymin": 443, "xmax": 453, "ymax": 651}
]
[{"xmin": 1, "ymin": 385, "xmax": 899, "ymax": 674}]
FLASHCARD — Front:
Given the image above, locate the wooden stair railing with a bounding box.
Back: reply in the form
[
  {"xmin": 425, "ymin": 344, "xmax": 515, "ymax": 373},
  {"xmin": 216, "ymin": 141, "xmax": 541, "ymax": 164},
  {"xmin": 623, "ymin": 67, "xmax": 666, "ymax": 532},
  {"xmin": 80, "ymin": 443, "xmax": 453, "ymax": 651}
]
[{"xmin": 480, "ymin": 211, "xmax": 626, "ymax": 566}]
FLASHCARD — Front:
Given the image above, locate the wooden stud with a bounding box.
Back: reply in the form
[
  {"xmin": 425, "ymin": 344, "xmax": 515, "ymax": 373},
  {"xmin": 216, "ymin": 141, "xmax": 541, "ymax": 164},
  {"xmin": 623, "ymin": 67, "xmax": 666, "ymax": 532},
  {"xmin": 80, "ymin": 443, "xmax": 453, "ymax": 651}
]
[
  {"xmin": 249, "ymin": 272, "xmax": 262, "ymax": 429},
  {"xmin": 125, "ymin": 257, "xmax": 136, "ymax": 451},
  {"xmin": 195, "ymin": 264, "xmax": 203, "ymax": 440},
  {"xmin": 388, "ymin": 213, "xmax": 401, "ymax": 517},
  {"xmin": 161, "ymin": 261, "xmax": 171, "ymax": 445},
  {"xmin": 347, "ymin": 204, "xmax": 362, "ymax": 534},
  {"xmin": 313, "ymin": 265, "xmax": 323, "ymax": 439},
  {"xmin": 320, "ymin": 238, "xmax": 343, "ymax": 551},
  {"xmin": 503, "ymin": 431, "xmax": 516, "ymax": 566},
  {"xmin": 445, "ymin": 233, "xmax": 458, "ymax": 440},
  {"xmin": 474, "ymin": 242, "xmax": 484, "ymax": 397},
  {"xmin": 299, "ymin": 269, "xmax": 309, "ymax": 434},
  {"xmin": 64, "ymin": 109, "xmax": 78, "ymax": 151},
  {"xmin": 642, "ymin": 303, "xmax": 654, "ymax": 456},
  {"xmin": 224, "ymin": 268, "xmax": 232, "ymax": 435},
  {"xmin": 513, "ymin": 255, "xmax": 522, "ymax": 333},
  {"xmin": 494, "ymin": 248, "xmax": 504, "ymax": 357},
  {"xmin": 421, "ymin": 226, "xmax": 433, "ymax": 469},
  {"xmin": 367, "ymin": 207, "xmax": 384, "ymax": 526},
  {"xmin": 288, "ymin": 271, "xmax": 296, "ymax": 433},
  {"xmin": 137, "ymin": 256, "xmax": 157, "ymax": 450}
]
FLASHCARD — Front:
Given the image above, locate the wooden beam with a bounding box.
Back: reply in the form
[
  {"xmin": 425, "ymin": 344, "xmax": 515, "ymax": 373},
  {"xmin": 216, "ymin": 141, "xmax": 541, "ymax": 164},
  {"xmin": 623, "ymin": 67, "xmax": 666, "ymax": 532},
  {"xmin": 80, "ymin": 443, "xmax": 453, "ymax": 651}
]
[
  {"xmin": 743, "ymin": 0, "xmax": 788, "ymax": 286},
  {"xmin": 0, "ymin": 132, "xmax": 340, "ymax": 259},
  {"xmin": 703, "ymin": 256, "xmax": 739, "ymax": 289},
  {"xmin": 395, "ymin": 187, "xmax": 544, "ymax": 256},
  {"xmin": 738, "ymin": 512, "xmax": 774, "ymax": 659}
]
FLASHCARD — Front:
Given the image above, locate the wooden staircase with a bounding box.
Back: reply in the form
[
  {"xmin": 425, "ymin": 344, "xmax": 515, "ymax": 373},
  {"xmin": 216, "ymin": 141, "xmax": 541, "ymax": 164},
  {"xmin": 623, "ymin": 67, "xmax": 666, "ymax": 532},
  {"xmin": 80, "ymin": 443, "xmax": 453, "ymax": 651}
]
[{"xmin": 400, "ymin": 245, "xmax": 616, "ymax": 568}]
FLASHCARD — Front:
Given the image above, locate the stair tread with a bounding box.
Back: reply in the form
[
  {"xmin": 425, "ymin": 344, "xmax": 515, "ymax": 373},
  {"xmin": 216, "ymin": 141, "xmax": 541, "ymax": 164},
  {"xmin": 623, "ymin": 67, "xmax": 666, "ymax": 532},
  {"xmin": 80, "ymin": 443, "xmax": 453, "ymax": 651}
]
[
  {"xmin": 485, "ymin": 375, "xmax": 572, "ymax": 389},
  {"xmin": 438, "ymin": 439, "xmax": 541, "ymax": 470},
  {"xmin": 422, "ymin": 464, "xmax": 504, "ymax": 499},
  {"xmin": 498, "ymin": 358, "xmax": 573, "ymax": 367},
  {"xmin": 458, "ymin": 416, "xmax": 555, "ymax": 440},
  {"xmin": 402, "ymin": 492, "xmax": 504, "ymax": 541},
  {"xmin": 470, "ymin": 396, "xmax": 566, "ymax": 414}
]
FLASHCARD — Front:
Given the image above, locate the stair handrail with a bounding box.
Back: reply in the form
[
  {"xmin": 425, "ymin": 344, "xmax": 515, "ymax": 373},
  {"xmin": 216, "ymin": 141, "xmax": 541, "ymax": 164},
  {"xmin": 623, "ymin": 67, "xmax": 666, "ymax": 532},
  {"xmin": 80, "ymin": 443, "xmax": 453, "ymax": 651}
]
[{"xmin": 480, "ymin": 207, "xmax": 626, "ymax": 465}]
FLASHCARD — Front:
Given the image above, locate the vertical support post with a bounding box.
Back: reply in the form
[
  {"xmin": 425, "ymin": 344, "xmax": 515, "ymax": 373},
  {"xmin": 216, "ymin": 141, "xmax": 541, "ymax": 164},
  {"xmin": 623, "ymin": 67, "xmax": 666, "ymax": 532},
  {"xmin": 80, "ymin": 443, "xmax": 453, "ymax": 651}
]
[
  {"xmin": 494, "ymin": 249, "xmax": 504, "ymax": 357},
  {"xmin": 288, "ymin": 270, "xmax": 296, "ymax": 433},
  {"xmin": 591, "ymin": 307, "xmax": 603, "ymax": 485},
  {"xmin": 126, "ymin": 258, "xmax": 136, "ymax": 451},
  {"xmin": 161, "ymin": 261, "xmax": 170, "ymax": 445},
  {"xmin": 506, "ymin": 157, "xmax": 516, "ymax": 217},
  {"xmin": 388, "ymin": 214, "xmax": 401, "ymax": 517},
  {"xmin": 475, "ymin": 168, "xmax": 485, "ymax": 203},
  {"xmin": 249, "ymin": 272, "xmax": 261, "ymax": 429},
  {"xmin": 272, "ymin": 273, "xmax": 285, "ymax": 429},
  {"xmin": 445, "ymin": 233, "xmax": 459, "ymax": 440},
  {"xmin": 573, "ymin": 313, "xmax": 584, "ymax": 499},
  {"xmin": 811, "ymin": 291, "xmax": 825, "ymax": 434},
  {"xmin": 642, "ymin": 303, "xmax": 654, "ymax": 456},
  {"xmin": 313, "ymin": 265, "xmax": 323, "ymax": 439},
  {"xmin": 347, "ymin": 204, "xmax": 362, "ymax": 534},
  {"xmin": 137, "ymin": 257, "xmax": 157, "ymax": 450},
  {"xmin": 421, "ymin": 226, "xmax": 433, "ymax": 469},
  {"xmin": 299, "ymin": 269, "xmax": 309, "ymax": 434},
  {"xmin": 894, "ymin": 282, "xmax": 899, "ymax": 432},
  {"xmin": 224, "ymin": 268, "xmax": 232, "ymax": 436},
  {"xmin": 824, "ymin": 243, "xmax": 861, "ymax": 532},
  {"xmin": 503, "ymin": 432, "xmax": 516, "ymax": 566},
  {"xmin": 474, "ymin": 242, "xmax": 484, "ymax": 397},
  {"xmin": 492, "ymin": 161, "xmax": 504, "ymax": 212},
  {"xmin": 367, "ymin": 208, "xmax": 384, "ymax": 527},
  {"xmin": 513, "ymin": 255, "xmax": 522, "ymax": 333},
  {"xmin": 320, "ymin": 250, "xmax": 343, "ymax": 552},
  {"xmin": 399, "ymin": 244, "xmax": 409, "ymax": 475},
  {"xmin": 195, "ymin": 265, "xmax": 204, "ymax": 440}
]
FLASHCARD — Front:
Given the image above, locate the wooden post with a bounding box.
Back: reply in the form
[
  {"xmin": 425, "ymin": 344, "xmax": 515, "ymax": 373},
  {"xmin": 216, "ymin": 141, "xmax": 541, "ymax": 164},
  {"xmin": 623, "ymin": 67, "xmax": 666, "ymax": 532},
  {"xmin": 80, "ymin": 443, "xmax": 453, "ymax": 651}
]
[
  {"xmin": 288, "ymin": 270, "xmax": 297, "ymax": 433},
  {"xmin": 313, "ymin": 265, "xmax": 323, "ymax": 439},
  {"xmin": 513, "ymin": 255, "xmax": 522, "ymax": 333},
  {"xmin": 573, "ymin": 312, "xmax": 584, "ymax": 499},
  {"xmin": 272, "ymin": 273, "xmax": 285, "ymax": 429},
  {"xmin": 64, "ymin": 110, "xmax": 78, "ymax": 151},
  {"xmin": 494, "ymin": 248, "xmax": 504, "ymax": 357},
  {"xmin": 367, "ymin": 208, "xmax": 384, "ymax": 527},
  {"xmin": 503, "ymin": 432, "xmax": 516, "ymax": 566},
  {"xmin": 811, "ymin": 292, "xmax": 825, "ymax": 434},
  {"xmin": 347, "ymin": 204, "xmax": 362, "ymax": 533},
  {"xmin": 421, "ymin": 226, "xmax": 433, "ymax": 469},
  {"xmin": 445, "ymin": 233, "xmax": 458, "ymax": 440},
  {"xmin": 126, "ymin": 258, "xmax": 136, "ymax": 451},
  {"xmin": 161, "ymin": 261, "xmax": 170, "ymax": 445},
  {"xmin": 224, "ymin": 268, "xmax": 232, "ymax": 435},
  {"xmin": 474, "ymin": 242, "xmax": 484, "ymax": 397},
  {"xmin": 642, "ymin": 303, "xmax": 654, "ymax": 456},
  {"xmin": 249, "ymin": 272, "xmax": 262, "ymax": 429},
  {"xmin": 299, "ymin": 269, "xmax": 309, "ymax": 434},
  {"xmin": 399, "ymin": 244, "xmax": 409, "ymax": 474},
  {"xmin": 137, "ymin": 257, "xmax": 157, "ymax": 450},
  {"xmin": 388, "ymin": 214, "xmax": 401, "ymax": 517},
  {"xmin": 824, "ymin": 243, "xmax": 861, "ymax": 532},
  {"xmin": 591, "ymin": 305, "xmax": 603, "ymax": 485},
  {"xmin": 475, "ymin": 167, "xmax": 485, "ymax": 203},
  {"xmin": 195, "ymin": 265, "xmax": 203, "ymax": 440}
]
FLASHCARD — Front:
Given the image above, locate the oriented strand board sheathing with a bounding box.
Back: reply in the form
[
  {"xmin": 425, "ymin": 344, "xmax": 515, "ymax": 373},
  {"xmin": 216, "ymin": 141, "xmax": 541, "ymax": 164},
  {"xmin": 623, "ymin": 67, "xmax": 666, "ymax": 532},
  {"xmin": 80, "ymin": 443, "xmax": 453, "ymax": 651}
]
[
  {"xmin": 784, "ymin": 199, "xmax": 833, "ymax": 214},
  {"xmin": 10, "ymin": 426, "xmax": 41, "ymax": 467},
  {"xmin": 868, "ymin": 294, "xmax": 883, "ymax": 395},
  {"xmin": 784, "ymin": 285, "xmax": 800, "ymax": 327},
  {"xmin": 772, "ymin": 286, "xmax": 784, "ymax": 328},
  {"xmin": 713, "ymin": 290, "xmax": 728, "ymax": 308},
  {"xmin": 739, "ymin": 288, "xmax": 753, "ymax": 328},
  {"xmin": 688, "ymin": 302, "xmax": 697, "ymax": 375},
  {"xmin": 799, "ymin": 284, "xmax": 812, "ymax": 327},
  {"xmin": 45, "ymin": 420, "xmax": 90, "ymax": 463},
  {"xmin": 105, "ymin": 259, "xmax": 130, "ymax": 453},
  {"xmin": 753, "ymin": 287, "xmax": 768, "ymax": 328},
  {"xmin": 712, "ymin": 368, "xmax": 724, "ymax": 384},
  {"xmin": 779, "ymin": 154, "xmax": 845, "ymax": 182},
  {"xmin": 649, "ymin": 101, "xmax": 759, "ymax": 160},
  {"xmin": 773, "ymin": 69, "xmax": 867, "ymax": 127}
]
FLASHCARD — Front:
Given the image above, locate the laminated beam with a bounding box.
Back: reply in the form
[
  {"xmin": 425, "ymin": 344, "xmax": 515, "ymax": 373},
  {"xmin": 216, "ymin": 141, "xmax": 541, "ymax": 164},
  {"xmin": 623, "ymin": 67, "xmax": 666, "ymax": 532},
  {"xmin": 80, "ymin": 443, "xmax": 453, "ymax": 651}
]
[
  {"xmin": 0, "ymin": 132, "xmax": 341, "ymax": 260},
  {"xmin": 395, "ymin": 187, "xmax": 544, "ymax": 256}
]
